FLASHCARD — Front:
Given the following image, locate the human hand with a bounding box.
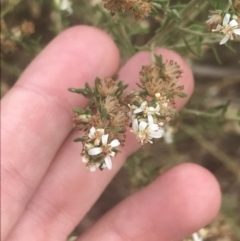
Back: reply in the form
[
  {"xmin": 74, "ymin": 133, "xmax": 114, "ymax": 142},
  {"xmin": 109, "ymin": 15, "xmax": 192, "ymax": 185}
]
[{"xmin": 1, "ymin": 26, "xmax": 221, "ymax": 241}]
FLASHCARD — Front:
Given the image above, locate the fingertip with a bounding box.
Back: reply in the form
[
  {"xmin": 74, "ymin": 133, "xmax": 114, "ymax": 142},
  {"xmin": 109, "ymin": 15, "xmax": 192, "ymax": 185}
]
[
  {"xmin": 160, "ymin": 163, "xmax": 221, "ymax": 235},
  {"xmin": 18, "ymin": 25, "xmax": 120, "ymax": 88},
  {"xmin": 56, "ymin": 25, "xmax": 121, "ymax": 75}
]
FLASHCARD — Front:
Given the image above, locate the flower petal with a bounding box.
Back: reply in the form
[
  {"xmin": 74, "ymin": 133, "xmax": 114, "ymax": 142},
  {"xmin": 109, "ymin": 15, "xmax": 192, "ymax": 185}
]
[
  {"xmin": 102, "ymin": 134, "xmax": 109, "ymax": 145},
  {"xmin": 134, "ymin": 108, "xmax": 143, "ymax": 114},
  {"xmin": 104, "ymin": 155, "xmax": 112, "ymax": 170},
  {"xmin": 149, "ymin": 130, "xmax": 164, "ymax": 138},
  {"xmin": 213, "ymin": 24, "xmax": 222, "ymax": 31},
  {"xmin": 132, "ymin": 119, "xmax": 139, "ymax": 132},
  {"xmin": 148, "ymin": 115, "xmax": 154, "ymax": 125},
  {"xmin": 219, "ymin": 35, "xmax": 229, "ymax": 45},
  {"xmin": 82, "ymin": 156, "xmax": 89, "ymax": 163},
  {"xmin": 88, "ymin": 126, "xmax": 96, "ymax": 138},
  {"xmin": 139, "ymin": 121, "xmax": 148, "ymax": 131},
  {"xmin": 110, "ymin": 139, "xmax": 120, "ymax": 147},
  {"xmin": 90, "ymin": 166, "xmax": 96, "ymax": 172},
  {"xmin": 223, "ymin": 13, "xmax": 230, "ymax": 26},
  {"xmin": 233, "ymin": 29, "xmax": 240, "ymax": 35},
  {"xmin": 140, "ymin": 101, "xmax": 147, "ymax": 109},
  {"xmin": 88, "ymin": 147, "xmax": 102, "ymax": 156},
  {"xmin": 148, "ymin": 124, "xmax": 159, "ymax": 131},
  {"xmin": 110, "ymin": 151, "xmax": 116, "ymax": 157},
  {"xmin": 89, "ymin": 163, "xmax": 100, "ymax": 172},
  {"xmin": 229, "ymin": 19, "xmax": 238, "ymax": 27}
]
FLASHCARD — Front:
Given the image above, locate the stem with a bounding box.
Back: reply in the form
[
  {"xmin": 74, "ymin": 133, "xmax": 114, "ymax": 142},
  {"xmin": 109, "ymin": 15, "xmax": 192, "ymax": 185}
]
[
  {"xmin": 176, "ymin": 27, "xmax": 210, "ymax": 36},
  {"xmin": 182, "ymin": 108, "xmax": 240, "ymax": 121},
  {"xmin": 145, "ymin": 0, "xmax": 205, "ymax": 48},
  {"xmin": 224, "ymin": 0, "xmax": 233, "ymax": 12},
  {"xmin": 119, "ymin": 23, "xmax": 135, "ymax": 55}
]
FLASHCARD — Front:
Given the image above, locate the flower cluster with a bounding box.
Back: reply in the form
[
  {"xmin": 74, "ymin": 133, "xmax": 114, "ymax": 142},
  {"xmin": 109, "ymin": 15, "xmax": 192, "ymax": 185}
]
[
  {"xmin": 128, "ymin": 56, "xmax": 184, "ymax": 145},
  {"xmin": 83, "ymin": 128, "xmax": 120, "ymax": 171},
  {"xmin": 1, "ymin": 20, "xmax": 34, "ymax": 55},
  {"xmin": 206, "ymin": 12, "xmax": 240, "ymax": 45},
  {"xmin": 69, "ymin": 77, "xmax": 130, "ymax": 171},
  {"xmin": 102, "ymin": 0, "xmax": 153, "ymax": 20},
  {"xmin": 69, "ymin": 55, "xmax": 185, "ymax": 172}
]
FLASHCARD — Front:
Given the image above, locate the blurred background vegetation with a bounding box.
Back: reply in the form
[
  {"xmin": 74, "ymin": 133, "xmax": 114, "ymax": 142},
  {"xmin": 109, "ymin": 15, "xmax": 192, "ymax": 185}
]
[{"xmin": 1, "ymin": 0, "xmax": 240, "ymax": 240}]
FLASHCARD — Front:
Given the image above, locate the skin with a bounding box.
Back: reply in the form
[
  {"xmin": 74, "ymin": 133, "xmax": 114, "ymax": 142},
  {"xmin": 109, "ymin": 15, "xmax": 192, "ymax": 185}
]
[{"xmin": 1, "ymin": 26, "xmax": 221, "ymax": 241}]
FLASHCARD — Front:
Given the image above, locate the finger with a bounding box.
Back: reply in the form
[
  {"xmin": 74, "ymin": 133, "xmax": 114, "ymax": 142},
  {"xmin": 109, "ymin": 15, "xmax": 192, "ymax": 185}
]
[
  {"xmin": 6, "ymin": 50, "xmax": 194, "ymax": 241},
  {"xmin": 77, "ymin": 163, "xmax": 221, "ymax": 241},
  {"xmin": 1, "ymin": 26, "xmax": 120, "ymax": 240}
]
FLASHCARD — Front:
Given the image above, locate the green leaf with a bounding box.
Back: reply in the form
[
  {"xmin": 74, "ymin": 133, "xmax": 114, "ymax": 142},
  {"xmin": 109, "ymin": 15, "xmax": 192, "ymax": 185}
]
[
  {"xmin": 155, "ymin": 54, "xmax": 163, "ymax": 67},
  {"xmin": 94, "ymin": 77, "xmax": 101, "ymax": 93},
  {"xmin": 178, "ymin": 92, "xmax": 188, "ymax": 98},
  {"xmin": 132, "ymin": 100, "xmax": 141, "ymax": 107},
  {"xmin": 114, "ymin": 127, "xmax": 121, "ymax": 133},
  {"xmin": 220, "ymin": 100, "xmax": 231, "ymax": 120},
  {"xmin": 224, "ymin": 43, "xmax": 237, "ymax": 54},
  {"xmin": 166, "ymin": 93, "xmax": 173, "ymax": 99},
  {"xmin": 100, "ymin": 107, "xmax": 107, "ymax": 119},
  {"xmin": 195, "ymin": 36, "xmax": 202, "ymax": 55},
  {"xmin": 73, "ymin": 108, "xmax": 85, "ymax": 114},
  {"xmin": 73, "ymin": 137, "xmax": 86, "ymax": 142},
  {"xmin": 182, "ymin": 36, "xmax": 201, "ymax": 58},
  {"xmin": 211, "ymin": 47, "xmax": 222, "ymax": 65},
  {"xmin": 85, "ymin": 107, "xmax": 93, "ymax": 115},
  {"xmin": 68, "ymin": 88, "xmax": 89, "ymax": 97}
]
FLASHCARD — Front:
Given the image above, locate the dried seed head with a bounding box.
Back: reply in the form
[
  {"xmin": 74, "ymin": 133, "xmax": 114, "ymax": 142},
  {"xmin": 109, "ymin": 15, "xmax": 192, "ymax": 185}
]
[
  {"xmin": 0, "ymin": 20, "xmax": 6, "ymax": 31},
  {"xmin": 110, "ymin": 111, "xmax": 129, "ymax": 128},
  {"xmin": 205, "ymin": 10, "xmax": 223, "ymax": 30},
  {"xmin": 234, "ymin": 0, "xmax": 240, "ymax": 13},
  {"xmin": 97, "ymin": 77, "xmax": 119, "ymax": 97},
  {"xmin": 2, "ymin": 39, "xmax": 16, "ymax": 53},
  {"xmin": 132, "ymin": 1, "xmax": 153, "ymax": 20},
  {"xmin": 102, "ymin": 96, "xmax": 120, "ymax": 115},
  {"xmin": 102, "ymin": 0, "xmax": 153, "ymax": 19},
  {"xmin": 102, "ymin": 0, "xmax": 134, "ymax": 12},
  {"xmin": 21, "ymin": 21, "xmax": 35, "ymax": 35},
  {"xmin": 88, "ymin": 114, "xmax": 106, "ymax": 128},
  {"xmin": 139, "ymin": 64, "xmax": 184, "ymax": 103},
  {"xmin": 73, "ymin": 113, "xmax": 92, "ymax": 130},
  {"xmin": 162, "ymin": 60, "xmax": 182, "ymax": 81}
]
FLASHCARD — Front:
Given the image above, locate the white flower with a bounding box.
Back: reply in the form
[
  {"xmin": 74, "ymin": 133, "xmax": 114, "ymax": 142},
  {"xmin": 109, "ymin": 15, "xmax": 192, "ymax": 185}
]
[
  {"xmin": 192, "ymin": 232, "xmax": 203, "ymax": 241},
  {"xmin": 130, "ymin": 101, "xmax": 160, "ymax": 124},
  {"xmin": 131, "ymin": 118, "xmax": 164, "ymax": 144},
  {"xmin": 133, "ymin": 101, "xmax": 160, "ymax": 116},
  {"xmin": 212, "ymin": 13, "xmax": 240, "ymax": 45},
  {"xmin": 11, "ymin": 27, "xmax": 21, "ymax": 40},
  {"xmin": 89, "ymin": 163, "xmax": 100, "ymax": 172},
  {"xmin": 88, "ymin": 127, "xmax": 104, "ymax": 146},
  {"xmin": 54, "ymin": 0, "xmax": 73, "ymax": 14},
  {"xmin": 88, "ymin": 134, "xmax": 120, "ymax": 170},
  {"xmin": 163, "ymin": 126, "xmax": 174, "ymax": 144}
]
